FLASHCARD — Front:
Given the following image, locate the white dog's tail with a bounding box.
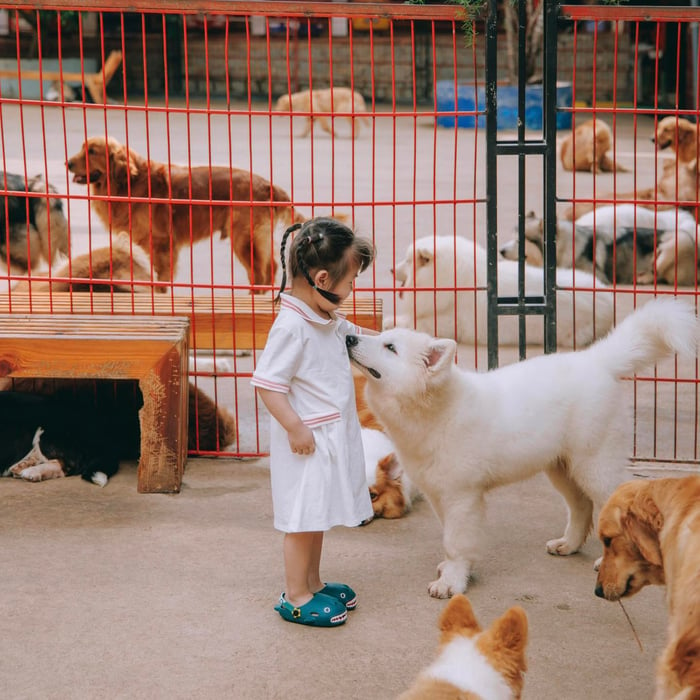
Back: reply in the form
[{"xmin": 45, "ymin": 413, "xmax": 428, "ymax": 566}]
[{"xmin": 590, "ymin": 298, "xmax": 698, "ymax": 378}]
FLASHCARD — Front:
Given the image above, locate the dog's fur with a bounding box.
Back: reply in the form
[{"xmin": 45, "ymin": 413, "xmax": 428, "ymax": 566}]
[
  {"xmin": 562, "ymin": 157, "xmax": 700, "ymax": 222},
  {"xmin": 397, "ymin": 595, "xmax": 528, "ymax": 700},
  {"xmin": 66, "ymin": 136, "xmax": 301, "ymax": 286},
  {"xmin": 274, "ymin": 87, "xmax": 370, "ymax": 139},
  {"xmin": 0, "ymin": 172, "xmax": 69, "ymax": 270},
  {"xmin": 595, "ymin": 476, "xmax": 700, "ymax": 699},
  {"xmin": 0, "ymin": 391, "xmax": 120, "ymax": 486},
  {"xmin": 355, "ymin": 371, "xmax": 417, "ymax": 518},
  {"xmin": 653, "ymin": 116, "xmax": 700, "ymax": 165},
  {"xmin": 501, "ymin": 206, "xmax": 698, "ymax": 286},
  {"xmin": 560, "ymin": 118, "xmax": 628, "ymax": 173},
  {"xmin": 12, "ymin": 233, "xmax": 153, "ymax": 293},
  {"xmin": 388, "ymin": 235, "xmax": 614, "ymax": 349},
  {"xmin": 347, "ymin": 298, "xmax": 698, "ymax": 596}
]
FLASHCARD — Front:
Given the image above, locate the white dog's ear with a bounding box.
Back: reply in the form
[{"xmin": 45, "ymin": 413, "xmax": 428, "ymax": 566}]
[
  {"xmin": 424, "ymin": 338, "xmax": 457, "ymax": 373},
  {"xmin": 415, "ymin": 246, "xmax": 434, "ymax": 268}
]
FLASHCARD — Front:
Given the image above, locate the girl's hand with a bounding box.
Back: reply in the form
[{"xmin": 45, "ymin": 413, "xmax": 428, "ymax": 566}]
[{"xmin": 288, "ymin": 424, "xmax": 315, "ymax": 455}]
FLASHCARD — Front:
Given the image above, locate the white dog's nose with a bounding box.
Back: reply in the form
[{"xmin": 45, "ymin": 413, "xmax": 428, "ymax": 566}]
[{"xmin": 346, "ymin": 334, "xmax": 359, "ymax": 348}]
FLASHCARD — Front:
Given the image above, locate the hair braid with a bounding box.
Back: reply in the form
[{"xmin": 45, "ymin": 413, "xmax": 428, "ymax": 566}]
[{"xmin": 275, "ymin": 222, "xmax": 303, "ymax": 301}]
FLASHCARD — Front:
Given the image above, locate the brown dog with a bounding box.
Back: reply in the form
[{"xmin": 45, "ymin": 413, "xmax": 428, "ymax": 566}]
[
  {"xmin": 274, "ymin": 87, "xmax": 370, "ymax": 139},
  {"xmin": 560, "ymin": 118, "xmax": 628, "ymax": 173},
  {"xmin": 66, "ymin": 136, "xmax": 301, "ymax": 287},
  {"xmin": 12, "ymin": 233, "xmax": 154, "ymax": 294},
  {"xmin": 398, "ymin": 594, "xmax": 528, "ymax": 700},
  {"xmin": 595, "ymin": 476, "xmax": 700, "ymax": 699},
  {"xmin": 653, "ymin": 116, "xmax": 700, "ymax": 165}
]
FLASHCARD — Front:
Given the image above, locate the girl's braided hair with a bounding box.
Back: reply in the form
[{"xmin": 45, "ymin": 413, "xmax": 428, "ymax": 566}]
[{"xmin": 277, "ymin": 217, "xmax": 375, "ymax": 304}]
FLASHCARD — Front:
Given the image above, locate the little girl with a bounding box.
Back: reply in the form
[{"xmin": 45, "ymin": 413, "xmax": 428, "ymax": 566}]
[{"xmin": 251, "ymin": 217, "xmax": 376, "ymax": 627}]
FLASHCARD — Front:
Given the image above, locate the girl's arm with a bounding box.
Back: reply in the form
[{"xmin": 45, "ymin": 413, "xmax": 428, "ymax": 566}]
[{"xmin": 256, "ymin": 388, "xmax": 316, "ymax": 455}]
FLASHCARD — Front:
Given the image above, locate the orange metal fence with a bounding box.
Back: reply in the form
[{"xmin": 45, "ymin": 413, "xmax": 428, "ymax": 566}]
[{"xmin": 0, "ymin": 2, "xmax": 698, "ymax": 470}]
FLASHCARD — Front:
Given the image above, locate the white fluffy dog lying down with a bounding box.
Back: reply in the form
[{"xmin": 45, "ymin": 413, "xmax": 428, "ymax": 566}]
[
  {"xmin": 388, "ymin": 235, "xmax": 613, "ymax": 348},
  {"xmin": 347, "ymin": 298, "xmax": 698, "ymax": 597}
]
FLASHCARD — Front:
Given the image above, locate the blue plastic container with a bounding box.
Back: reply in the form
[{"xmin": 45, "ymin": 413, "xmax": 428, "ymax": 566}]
[{"xmin": 435, "ymin": 80, "xmax": 573, "ymax": 131}]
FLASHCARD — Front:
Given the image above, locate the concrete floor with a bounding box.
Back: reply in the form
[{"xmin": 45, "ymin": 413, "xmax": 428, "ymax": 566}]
[{"xmin": 0, "ymin": 100, "xmax": 696, "ymax": 699}]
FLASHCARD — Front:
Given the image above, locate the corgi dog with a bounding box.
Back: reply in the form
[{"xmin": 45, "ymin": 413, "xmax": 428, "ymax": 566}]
[{"xmin": 398, "ymin": 595, "xmax": 528, "ymax": 700}]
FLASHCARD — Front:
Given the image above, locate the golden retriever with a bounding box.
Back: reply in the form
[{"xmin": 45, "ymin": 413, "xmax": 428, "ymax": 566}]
[
  {"xmin": 66, "ymin": 136, "xmax": 302, "ymax": 286},
  {"xmin": 560, "ymin": 118, "xmax": 628, "ymax": 173},
  {"xmin": 595, "ymin": 476, "xmax": 700, "ymax": 699},
  {"xmin": 12, "ymin": 233, "xmax": 153, "ymax": 294},
  {"xmin": 274, "ymin": 87, "xmax": 370, "ymax": 139},
  {"xmin": 653, "ymin": 116, "xmax": 700, "ymax": 165},
  {"xmin": 398, "ymin": 594, "xmax": 528, "ymax": 700}
]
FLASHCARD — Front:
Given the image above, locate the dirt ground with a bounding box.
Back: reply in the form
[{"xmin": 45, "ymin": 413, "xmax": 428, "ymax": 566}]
[{"xmin": 0, "ymin": 100, "xmax": 695, "ymax": 699}]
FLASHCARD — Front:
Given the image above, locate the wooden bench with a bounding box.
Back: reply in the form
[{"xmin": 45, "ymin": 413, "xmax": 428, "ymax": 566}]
[
  {"xmin": 0, "ymin": 293, "xmax": 384, "ymax": 350},
  {"xmin": 0, "ymin": 313, "xmax": 189, "ymax": 494},
  {"xmin": 0, "ymin": 50, "xmax": 122, "ymax": 104}
]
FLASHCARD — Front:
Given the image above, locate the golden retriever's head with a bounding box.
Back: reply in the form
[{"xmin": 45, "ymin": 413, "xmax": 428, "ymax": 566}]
[
  {"xmin": 594, "ymin": 480, "xmax": 665, "ymax": 602},
  {"xmin": 653, "ymin": 116, "xmax": 697, "ymax": 155},
  {"xmin": 67, "ymin": 136, "xmax": 138, "ymax": 190},
  {"xmin": 368, "ymin": 452, "xmax": 406, "ymax": 519},
  {"xmin": 274, "ymin": 94, "xmax": 291, "ymax": 112}
]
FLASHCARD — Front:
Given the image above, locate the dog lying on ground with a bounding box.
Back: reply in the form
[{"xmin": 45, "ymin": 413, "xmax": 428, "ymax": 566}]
[
  {"xmin": 653, "ymin": 116, "xmax": 700, "ymax": 165},
  {"xmin": 347, "ymin": 298, "xmax": 698, "ymax": 596},
  {"xmin": 274, "ymin": 87, "xmax": 370, "ymax": 139},
  {"xmin": 66, "ymin": 136, "xmax": 302, "ymax": 286},
  {"xmin": 12, "ymin": 233, "xmax": 154, "ymax": 293},
  {"xmin": 4, "ymin": 377, "xmax": 236, "ymax": 454},
  {"xmin": 397, "ymin": 594, "xmax": 528, "ymax": 700},
  {"xmin": 560, "ymin": 118, "xmax": 628, "ymax": 173},
  {"xmin": 595, "ymin": 476, "xmax": 700, "ymax": 699},
  {"xmin": 355, "ymin": 371, "xmax": 417, "ymax": 519},
  {"xmin": 0, "ymin": 391, "xmax": 120, "ymax": 486},
  {"xmin": 0, "ymin": 172, "xmax": 69, "ymax": 270},
  {"xmin": 562, "ymin": 157, "xmax": 700, "ymax": 222},
  {"xmin": 501, "ymin": 205, "xmax": 699, "ymax": 286},
  {"xmin": 388, "ymin": 235, "xmax": 614, "ymax": 349}
]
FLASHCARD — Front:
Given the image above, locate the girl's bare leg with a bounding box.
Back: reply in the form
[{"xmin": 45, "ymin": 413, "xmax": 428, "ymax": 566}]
[{"xmin": 283, "ymin": 531, "xmax": 319, "ymax": 606}]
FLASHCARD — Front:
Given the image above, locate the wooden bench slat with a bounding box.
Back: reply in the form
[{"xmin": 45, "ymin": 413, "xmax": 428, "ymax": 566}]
[{"xmin": 0, "ymin": 293, "xmax": 383, "ymax": 350}]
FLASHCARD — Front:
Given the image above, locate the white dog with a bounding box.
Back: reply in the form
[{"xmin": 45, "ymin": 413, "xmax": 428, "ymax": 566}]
[
  {"xmin": 388, "ymin": 235, "xmax": 614, "ymax": 348},
  {"xmin": 347, "ymin": 298, "xmax": 698, "ymax": 597}
]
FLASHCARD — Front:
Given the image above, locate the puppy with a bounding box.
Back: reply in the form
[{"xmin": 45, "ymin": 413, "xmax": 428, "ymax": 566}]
[
  {"xmin": 595, "ymin": 476, "xmax": 700, "ymax": 699},
  {"xmin": 0, "ymin": 172, "xmax": 69, "ymax": 270},
  {"xmin": 347, "ymin": 298, "xmax": 698, "ymax": 596},
  {"xmin": 653, "ymin": 116, "xmax": 700, "ymax": 165},
  {"xmin": 502, "ymin": 206, "xmax": 698, "ymax": 286},
  {"xmin": 66, "ymin": 136, "xmax": 302, "ymax": 286},
  {"xmin": 562, "ymin": 158, "xmax": 700, "ymax": 222},
  {"xmin": 275, "ymin": 87, "xmax": 370, "ymax": 139},
  {"xmin": 388, "ymin": 235, "xmax": 614, "ymax": 349},
  {"xmin": 355, "ymin": 371, "xmax": 417, "ymax": 518},
  {"xmin": 12, "ymin": 232, "xmax": 154, "ymax": 293},
  {"xmin": 397, "ymin": 595, "xmax": 528, "ymax": 700},
  {"xmin": 560, "ymin": 118, "xmax": 628, "ymax": 173},
  {"xmin": 361, "ymin": 427, "xmax": 417, "ymax": 519},
  {"xmin": 0, "ymin": 391, "xmax": 120, "ymax": 486}
]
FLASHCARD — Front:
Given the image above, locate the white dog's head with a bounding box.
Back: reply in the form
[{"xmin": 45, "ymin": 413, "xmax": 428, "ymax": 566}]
[{"xmin": 345, "ymin": 328, "xmax": 457, "ymax": 416}]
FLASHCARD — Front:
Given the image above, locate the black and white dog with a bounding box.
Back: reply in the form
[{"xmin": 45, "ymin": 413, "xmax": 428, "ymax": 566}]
[
  {"xmin": 0, "ymin": 391, "xmax": 123, "ymax": 486},
  {"xmin": 0, "ymin": 171, "xmax": 69, "ymax": 270}
]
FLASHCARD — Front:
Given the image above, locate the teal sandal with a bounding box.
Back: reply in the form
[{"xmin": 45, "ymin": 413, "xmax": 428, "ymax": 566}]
[
  {"xmin": 317, "ymin": 582, "xmax": 357, "ymax": 610},
  {"xmin": 274, "ymin": 592, "xmax": 347, "ymax": 627}
]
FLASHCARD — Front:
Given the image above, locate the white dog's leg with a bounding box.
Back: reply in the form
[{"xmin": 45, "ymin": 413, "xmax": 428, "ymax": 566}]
[
  {"xmin": 428, "ymin": 494, "xmax": 485, "ymax": 598},
  {"xmin": 545, "ymin": 463, "xmax": 594, "ymax": 555}
]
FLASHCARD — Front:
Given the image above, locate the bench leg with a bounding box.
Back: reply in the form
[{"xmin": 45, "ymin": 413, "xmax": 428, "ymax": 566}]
[{"xmin": 137, "ymin": 343, "xmax": 189, "ymax": 493}]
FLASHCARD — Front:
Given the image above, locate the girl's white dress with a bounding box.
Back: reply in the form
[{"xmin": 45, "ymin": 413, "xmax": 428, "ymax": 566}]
[{"xmin": 251, "ymin": 293, "xmax": 373, "ymax": 532}]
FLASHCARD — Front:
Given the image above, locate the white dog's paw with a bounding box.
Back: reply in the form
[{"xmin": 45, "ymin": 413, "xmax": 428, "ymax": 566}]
[
  {"xmin": 546, "ymin": 537, "xmax": 580, "ymax": 556},
  {"xmin": 428, "ymin": 560, "xmax": 470, "ymax": 598}
]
